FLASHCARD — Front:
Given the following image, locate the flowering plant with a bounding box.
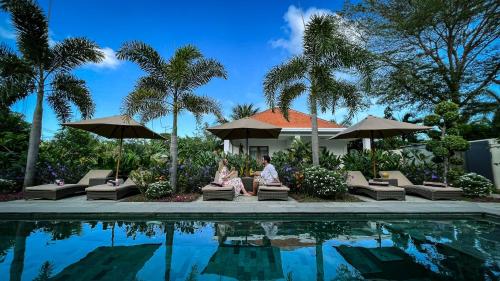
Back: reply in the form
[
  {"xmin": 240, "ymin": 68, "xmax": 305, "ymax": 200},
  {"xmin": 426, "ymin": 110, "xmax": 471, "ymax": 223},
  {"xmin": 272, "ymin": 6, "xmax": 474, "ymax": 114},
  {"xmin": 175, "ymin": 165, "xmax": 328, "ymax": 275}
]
[
  {"xmin": 302, "ymin": 166, "xmax": 347, "ymax": 198},
  {"xmin": 456, "ymin": 173, "xmax": 494, "ymax": 197},
  {"xmin": 145, "ymin": 181, "xmax": 173, "ymax": 199}
]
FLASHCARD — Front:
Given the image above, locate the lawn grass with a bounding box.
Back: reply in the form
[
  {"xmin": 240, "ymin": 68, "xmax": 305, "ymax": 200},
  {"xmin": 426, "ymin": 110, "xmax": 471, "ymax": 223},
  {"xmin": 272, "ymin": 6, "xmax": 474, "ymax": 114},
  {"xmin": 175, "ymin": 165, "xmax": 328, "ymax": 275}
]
[
  {"xmin": 290, "ymin": 193, "xmax": 364, "ymax": 202},
  {"xmin": 121, "ymin": 193, "xmax": 201, "ymax": 202}
]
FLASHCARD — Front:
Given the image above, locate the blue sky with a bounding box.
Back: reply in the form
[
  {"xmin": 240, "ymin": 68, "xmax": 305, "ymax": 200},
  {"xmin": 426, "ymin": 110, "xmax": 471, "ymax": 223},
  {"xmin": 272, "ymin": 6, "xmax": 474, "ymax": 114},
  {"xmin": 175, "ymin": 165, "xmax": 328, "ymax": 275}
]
[{"xmin": 1, "ymin": 0, "xmax": 387, "ymax": 138}]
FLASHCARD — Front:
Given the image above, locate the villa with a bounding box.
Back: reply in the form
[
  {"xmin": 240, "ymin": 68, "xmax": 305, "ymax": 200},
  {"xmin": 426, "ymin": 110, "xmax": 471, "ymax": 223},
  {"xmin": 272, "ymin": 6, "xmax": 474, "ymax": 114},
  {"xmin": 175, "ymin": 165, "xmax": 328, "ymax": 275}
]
[{"xmin": 223, "ymin": 109, "xmax": 350, "ymax": 159}]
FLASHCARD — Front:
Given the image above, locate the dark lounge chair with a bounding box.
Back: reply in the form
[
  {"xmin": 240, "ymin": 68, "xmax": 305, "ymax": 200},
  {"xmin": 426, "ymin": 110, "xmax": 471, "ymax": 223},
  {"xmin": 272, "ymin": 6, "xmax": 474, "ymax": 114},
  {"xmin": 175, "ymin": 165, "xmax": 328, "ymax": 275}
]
[
  {"xmin": 86, "ymin": 178, "xmax": 138, "ymax": 200},
  {"xmin": 202, "ymin": 171, "xmax": 235, "ymax": 201},
  {"xmin": 347, "ymin": 171, "xmax": 405, "ymax": 201},
  {"xmin": 25, "ymin": 169, "xmax": 113, "ymax": 200},
  {"xmin": 380, "ymin": 171, "xmax": 463, "ymax": 200}
]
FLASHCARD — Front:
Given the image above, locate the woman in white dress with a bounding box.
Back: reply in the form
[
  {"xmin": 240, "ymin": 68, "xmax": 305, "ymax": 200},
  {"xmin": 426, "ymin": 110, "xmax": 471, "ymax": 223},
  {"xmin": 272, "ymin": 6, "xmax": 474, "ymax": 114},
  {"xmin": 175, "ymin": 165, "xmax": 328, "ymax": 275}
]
[{"xmin": 218, "ymin": 159, "xmax": 251, "ymax": 196}]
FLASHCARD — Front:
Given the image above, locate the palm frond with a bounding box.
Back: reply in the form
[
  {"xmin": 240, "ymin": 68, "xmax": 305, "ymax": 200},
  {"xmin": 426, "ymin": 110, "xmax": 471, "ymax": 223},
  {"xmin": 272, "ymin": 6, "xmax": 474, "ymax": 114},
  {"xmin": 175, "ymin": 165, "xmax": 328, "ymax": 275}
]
[
  {"xmin": 277, "ymin": 82, "xmax": 307, "ymax": 120},
  {"xmin": 0, "ymin": 43, "xmax": 34, "ymax": 108},
  {"xmin": 179, "ymin": 92, "xmax": 222, "ymax": 123},
  {"xmin": 116, "ymin": 41, "xmax": 167, "ymax": 74},
  {"xmin": 187, "ymin": 58, "xmax": 227, "ymax": 88},
  {"xmin": 263, "ymin": 56, "xmax": 308, "ymax": 108},
  {"xmin": 136, "ymin": 75, "xmax": 169, "ymax": 94},
  {"xmin": 230, "ymin": 103, "xmax": 260, "ymax": 120},
  {"xmin": 122, "ymin": 87, "xmax": 169, "ymax": 123},
  {"xmin": 50, "ymin": 38, "xmax": 104, "ymax": 72},
  {"xmin": 1, "ymin": 0, "xmax": 50, "ymax": 66},
  {"xmin": 48, "ymin": 72, "xmax": 95, "ymax": 122}
]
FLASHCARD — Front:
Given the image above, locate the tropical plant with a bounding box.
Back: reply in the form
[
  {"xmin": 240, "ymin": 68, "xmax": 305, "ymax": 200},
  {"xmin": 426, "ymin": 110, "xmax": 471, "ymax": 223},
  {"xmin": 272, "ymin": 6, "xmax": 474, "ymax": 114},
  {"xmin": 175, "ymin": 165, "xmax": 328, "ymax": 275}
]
[
  {"xmin": 37, "ymin": 128, "xmax": 100, "ymax": 184},
  {"xmin": 117, "ymin": 43, "xmax": 226, "ymax": 192},
  {"xmin": 342, "ymin": 150, "xmax": 403, "ymax": 179},
  {"xmin": 230, "ymin": 103, "xmax": 260, "ymax": 120},
  {"xmin": 145, "ymin": 180, "xmax": 173, "ymax": 199},
  {"xmin": 129, "ymin": 168, "xmax": 156, "ymax": 195},
  {"xmin": 399, "ymin": 149, "xmax": 438, "ymax": 185},
  {"xmin": 263, "ymin": 14, "xmax": 372, "ymax": 165},
  {"xmin": 345, "ymin": 0, "xmax": 500, "ymax": 121},
  {"xmin": 1, "ymin": 0, "xmax": 104, "ymax": 188},
  {"xmin": 0, "ymin": 110, "xmax": 29, "ymax": 188},
  {"xmin": 457, "ymin": 173, "xmax": 494, "ymax": 197},
  {"xmin": 424, "ymin": 101, "xmax": 469, "ymax": 184},
  {"xmin": 0, "ymin": 178, "xmax": 16, "ymax": 193},
  {"xmin": 302, "ymin": 166, "xmax": 347, "ymax": 198},
  {"xmin": 319, "ymin": 148, "xmax": 342, "ymax": 171}
]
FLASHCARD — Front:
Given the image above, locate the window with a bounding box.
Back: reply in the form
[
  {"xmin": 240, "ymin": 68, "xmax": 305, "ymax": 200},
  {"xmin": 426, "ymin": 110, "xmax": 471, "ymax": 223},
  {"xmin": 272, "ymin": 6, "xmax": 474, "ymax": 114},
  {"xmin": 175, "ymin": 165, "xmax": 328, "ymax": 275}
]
[{"xmin": 249, "ymin": 146, "xmax": 269, "ymax": 160}]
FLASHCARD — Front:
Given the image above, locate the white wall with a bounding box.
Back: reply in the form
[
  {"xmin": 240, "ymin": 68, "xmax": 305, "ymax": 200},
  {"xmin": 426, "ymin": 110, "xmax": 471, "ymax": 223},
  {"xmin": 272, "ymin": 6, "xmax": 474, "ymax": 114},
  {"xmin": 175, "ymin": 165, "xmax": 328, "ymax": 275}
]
[{"xmin": 228, "ymin": 135, "xmax": 348, "ymax": 157}]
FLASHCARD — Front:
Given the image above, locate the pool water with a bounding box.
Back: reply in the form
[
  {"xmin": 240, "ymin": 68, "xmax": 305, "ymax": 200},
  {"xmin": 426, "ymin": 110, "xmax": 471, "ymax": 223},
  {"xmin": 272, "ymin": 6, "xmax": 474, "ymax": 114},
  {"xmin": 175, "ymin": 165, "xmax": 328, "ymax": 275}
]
[{"xmin": 0, "ymin": 218, "xmax": 498, "ymax": 281}]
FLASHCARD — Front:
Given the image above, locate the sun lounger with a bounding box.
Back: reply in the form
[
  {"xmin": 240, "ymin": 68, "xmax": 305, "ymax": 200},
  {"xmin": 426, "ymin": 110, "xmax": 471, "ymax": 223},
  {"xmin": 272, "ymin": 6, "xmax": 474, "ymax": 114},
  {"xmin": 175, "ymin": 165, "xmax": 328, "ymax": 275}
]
[
  {"xmin": 86, "ymin": 178, "xmax": 138, "ymax": 200},
  {"xmin": 380, "ymin": 171, "xmax": 463, "ymax": 200},
  {"xmin": 202, "ymin": 171, "xmax": 235, "ymax": 201},
  {"xmin": 347, "ymin": 171, "xmax": 405, "ymax": 201},
  {"xmin": 25, "ymin": 169, "xmax": 113, "ymax": 200},
  {"xmin": 258, "ymin": 185, "xmax": 290, "ymax": 201}
]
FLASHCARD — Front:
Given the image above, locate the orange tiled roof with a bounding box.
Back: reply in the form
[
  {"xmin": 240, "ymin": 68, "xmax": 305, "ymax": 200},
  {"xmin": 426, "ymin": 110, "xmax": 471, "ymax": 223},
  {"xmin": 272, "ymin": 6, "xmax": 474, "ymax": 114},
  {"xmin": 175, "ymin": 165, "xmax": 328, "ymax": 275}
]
[{"xmin": 250, "ymin": 108, "xmax": 344, "ymax": 128}]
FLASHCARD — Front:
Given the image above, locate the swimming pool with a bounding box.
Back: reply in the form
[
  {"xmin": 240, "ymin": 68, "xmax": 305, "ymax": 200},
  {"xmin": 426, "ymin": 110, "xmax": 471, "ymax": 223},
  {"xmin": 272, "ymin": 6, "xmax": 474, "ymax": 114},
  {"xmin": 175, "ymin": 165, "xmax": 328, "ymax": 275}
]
[{"xmin": 0, "ymin": 217, "xmax": 498, "ymax": 281}]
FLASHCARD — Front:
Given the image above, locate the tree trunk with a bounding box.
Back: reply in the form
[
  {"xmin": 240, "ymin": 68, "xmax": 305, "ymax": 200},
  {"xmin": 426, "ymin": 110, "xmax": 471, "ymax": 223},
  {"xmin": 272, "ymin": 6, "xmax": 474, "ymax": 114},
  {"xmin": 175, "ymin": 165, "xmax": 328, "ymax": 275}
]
[
  {"xmin": 164, "ymin": 223, "xmax": 174, "ymax": 281},
  {"xmin": 310, "ymin": 98, "xmax": 320, "ymax": 166},
  {"xmin": 23, "ymin": 76, "xmax": 44, "ymax": 188},
  {"xmin": 442, "ymin": 124, "xmax": 448, "ymax": 184},
  {"xmin": 315, "ymin": 239, "xmax": 324, "ymax": 281},
  {"xmin": 10, "ymin": 222, "xmax": 27, "ymax": 281},
  {"xmin": 170, "ymin": 105, "xmax": 178, "ymax": 193}
]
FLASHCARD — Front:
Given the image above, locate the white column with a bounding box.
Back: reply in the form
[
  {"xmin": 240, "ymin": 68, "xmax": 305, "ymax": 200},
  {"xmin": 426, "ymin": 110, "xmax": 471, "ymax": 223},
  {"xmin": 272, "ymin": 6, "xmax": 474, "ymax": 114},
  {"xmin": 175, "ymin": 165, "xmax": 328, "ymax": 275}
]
[
  {"xmin": 362, "ymin": 138, "xmax": 371, "ymax": 150},
  {"xmin": 223, "ymin": 140, "xmax": 232, "ymax": 154}
]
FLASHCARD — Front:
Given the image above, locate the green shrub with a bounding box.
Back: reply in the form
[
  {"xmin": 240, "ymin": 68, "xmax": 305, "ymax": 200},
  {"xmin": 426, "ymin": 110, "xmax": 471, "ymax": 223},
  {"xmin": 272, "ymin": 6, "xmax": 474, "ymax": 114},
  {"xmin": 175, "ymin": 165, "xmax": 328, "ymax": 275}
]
[
  {"xmin": 456, "ymin": 173, "xmax": 493, "ymax": 197},
  {"xmin": 0, "ymin": 179, "xmax": 16, "ymax": 194},
  {"xmin": 129, "ymin": 168, "xmax": 156, "ymax": 195},
  {"xmin": 302, "ymin": 166, "xmax": 347, "ymax": 198},
  {"xmin": 145, "ymin": 181, "xmax": 173, "ymax": 199},
  {"xmin": 342, "ymin": 150, "xmax": 402, "ymax": 178},
  {"xmin": 320, "ymin": 148, "xmax": 342, "ymax": 170}
]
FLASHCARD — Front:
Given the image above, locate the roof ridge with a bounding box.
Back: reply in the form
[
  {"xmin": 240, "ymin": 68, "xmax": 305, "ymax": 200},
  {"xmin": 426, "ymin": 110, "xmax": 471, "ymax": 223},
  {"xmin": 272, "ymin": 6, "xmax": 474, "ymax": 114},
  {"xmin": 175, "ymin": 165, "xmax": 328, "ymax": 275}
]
[{"xmin": 251, "ymin": 108, "xmax": 342, "ymax": 127}]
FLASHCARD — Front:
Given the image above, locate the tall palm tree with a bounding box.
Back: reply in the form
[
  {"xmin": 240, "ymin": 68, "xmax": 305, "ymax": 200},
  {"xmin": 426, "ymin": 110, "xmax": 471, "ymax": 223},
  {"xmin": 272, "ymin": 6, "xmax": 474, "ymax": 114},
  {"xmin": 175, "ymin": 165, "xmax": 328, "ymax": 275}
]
[
  {"xmin": 263, "ymin": 14, "xmax": 372, "ymax": 165},
  {"xmin": 230, "ymin": 103, "xmax": 260, "ymax": 120},
  {"xmin": 1, "ymin": 0, "xmax": 104, "ymax": 187},
  {"xmin": 117, "ymin": 43, "xmax": 226, "ymax": 192}
]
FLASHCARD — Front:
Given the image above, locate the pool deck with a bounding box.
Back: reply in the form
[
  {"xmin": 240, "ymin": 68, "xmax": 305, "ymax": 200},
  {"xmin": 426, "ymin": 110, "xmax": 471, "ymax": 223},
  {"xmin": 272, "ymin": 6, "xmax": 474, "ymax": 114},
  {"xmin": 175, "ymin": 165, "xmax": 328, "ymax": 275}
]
[{"xmin": 0, "ymin": 195, "xmax": 499, "ymax": 220}]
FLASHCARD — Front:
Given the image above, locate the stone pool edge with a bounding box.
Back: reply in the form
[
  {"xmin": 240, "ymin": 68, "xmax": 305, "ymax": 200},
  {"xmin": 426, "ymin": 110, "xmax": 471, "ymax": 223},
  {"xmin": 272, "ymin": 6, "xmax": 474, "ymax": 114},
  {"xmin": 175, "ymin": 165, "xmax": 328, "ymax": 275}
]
[{"xmin": 0, "ymin": 201, "xmax": 498, "ymax": 220}]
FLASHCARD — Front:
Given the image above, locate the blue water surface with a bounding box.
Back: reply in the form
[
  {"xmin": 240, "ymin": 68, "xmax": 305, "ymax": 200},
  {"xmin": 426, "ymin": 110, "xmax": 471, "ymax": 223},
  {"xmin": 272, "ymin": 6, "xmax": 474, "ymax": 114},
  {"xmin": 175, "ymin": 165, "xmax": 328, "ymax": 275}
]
[{"xmin": 0, "ymin": 218, "xmax": 498, "ymax": 281}]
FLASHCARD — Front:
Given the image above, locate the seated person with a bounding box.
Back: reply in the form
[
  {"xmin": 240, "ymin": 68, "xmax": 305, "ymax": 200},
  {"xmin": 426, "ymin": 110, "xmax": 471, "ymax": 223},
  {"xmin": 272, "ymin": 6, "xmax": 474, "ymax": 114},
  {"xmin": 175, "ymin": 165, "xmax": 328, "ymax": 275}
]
[
  {"xmin": 218, "ymin": 158, "xmax": 251, "ymax": 196},
  {"xmin": 252, "ymin": 155, "xmax": 280, "ymax": 195}
]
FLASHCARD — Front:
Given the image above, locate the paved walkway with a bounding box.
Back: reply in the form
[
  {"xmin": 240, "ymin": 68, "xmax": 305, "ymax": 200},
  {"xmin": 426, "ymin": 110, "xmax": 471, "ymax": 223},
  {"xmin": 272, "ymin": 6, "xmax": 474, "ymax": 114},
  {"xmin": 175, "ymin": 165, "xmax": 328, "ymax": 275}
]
[{"xmin": 0, "ymin": 195, "xmax": 499, "ymax": 219}]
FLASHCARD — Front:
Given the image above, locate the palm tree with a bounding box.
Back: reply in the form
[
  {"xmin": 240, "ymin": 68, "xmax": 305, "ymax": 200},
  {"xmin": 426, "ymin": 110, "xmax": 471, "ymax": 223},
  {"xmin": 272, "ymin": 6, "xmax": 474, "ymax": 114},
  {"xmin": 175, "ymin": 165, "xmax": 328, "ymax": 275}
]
[
  {"xmin": 230, "ymin": 103, "xmax": 260, "ymax": 120},
  {"xmin": 117, "ymin": 43, "xmax": 226, "ymax": 192},
  {"xmin": 263, "ymin": 14, "xmax": 372, "ymax": 165},
  {"xmin": 1, "ymin": 0, "xmax": 104, "ymax": 187}
]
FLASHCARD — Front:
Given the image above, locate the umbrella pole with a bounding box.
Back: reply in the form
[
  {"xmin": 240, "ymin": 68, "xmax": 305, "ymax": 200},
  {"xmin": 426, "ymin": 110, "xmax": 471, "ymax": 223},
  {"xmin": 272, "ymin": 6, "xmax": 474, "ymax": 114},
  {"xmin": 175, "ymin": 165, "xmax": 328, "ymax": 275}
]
[
  {"xmin": 115, "ymin": 137, "xmax": 123, "ymax": 181},
  {"xmin": 245, "ymin": 129, "xmax": 249, "ymax": 177},
  {"xmin": 371, "ymin": 131, "xmax": 376, "ymax": 178}
]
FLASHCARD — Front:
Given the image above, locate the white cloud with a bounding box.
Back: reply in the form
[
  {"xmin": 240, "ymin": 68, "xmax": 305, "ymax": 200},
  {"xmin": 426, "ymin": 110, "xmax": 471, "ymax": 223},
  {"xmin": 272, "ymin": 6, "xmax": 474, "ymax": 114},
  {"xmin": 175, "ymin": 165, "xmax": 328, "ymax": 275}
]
[
  {"xmin": 271, "ymin": 5, "xmax": 363, "ymax": 55},
  {"xmin": 89, "ymin": 47, "xmax": 121, "ymax": 69}
]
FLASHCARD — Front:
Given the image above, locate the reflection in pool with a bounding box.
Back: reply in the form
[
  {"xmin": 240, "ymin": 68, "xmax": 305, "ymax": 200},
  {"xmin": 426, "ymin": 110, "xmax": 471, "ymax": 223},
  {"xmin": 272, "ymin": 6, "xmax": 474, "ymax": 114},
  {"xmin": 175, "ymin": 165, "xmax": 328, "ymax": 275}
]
[{"xmin": 0, "ymin": 218, "xmax": 498, "ymax": 280}]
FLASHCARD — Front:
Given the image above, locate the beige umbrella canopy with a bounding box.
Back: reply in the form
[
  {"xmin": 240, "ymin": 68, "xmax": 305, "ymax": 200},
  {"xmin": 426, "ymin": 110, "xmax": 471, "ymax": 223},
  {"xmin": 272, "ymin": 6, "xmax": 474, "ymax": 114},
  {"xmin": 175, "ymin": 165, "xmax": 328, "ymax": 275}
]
[
  {"xmin": 207, "ymin": 117, "xmax": 281, "ymax": 175},
  {"xmin": 62, "ymin": 115, "xmax": 165, "ymax": 180},
  {"xmin": 207, "ymin": 117, "xmax": 281, "ymax": 141},
  {"xmin": 331, "ymin": 115, "xmax": 431, "ymax": 177}
]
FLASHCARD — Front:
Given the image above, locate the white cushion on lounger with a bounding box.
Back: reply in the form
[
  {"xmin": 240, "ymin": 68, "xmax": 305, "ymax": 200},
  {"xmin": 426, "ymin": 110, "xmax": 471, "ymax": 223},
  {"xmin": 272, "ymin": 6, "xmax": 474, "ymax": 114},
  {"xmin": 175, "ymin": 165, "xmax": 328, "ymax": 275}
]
[
  {"xmin": 202, "ymin": 185, "xmax": 233, "ymax": 192},
  {"xmin": 25, "ymin": 183, "xmax": 82, "ymax": 191},
  {"xmin": 259, "ymin": 186, "xmax": 290, "ymax": 191}
]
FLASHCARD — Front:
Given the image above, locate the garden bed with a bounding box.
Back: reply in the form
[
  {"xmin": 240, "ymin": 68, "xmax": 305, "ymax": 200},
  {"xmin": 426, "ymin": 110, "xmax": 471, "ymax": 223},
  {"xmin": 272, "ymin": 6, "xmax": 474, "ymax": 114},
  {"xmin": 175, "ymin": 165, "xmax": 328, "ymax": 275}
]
[
  {"xmin": 290, "ymin": 193, "xmax": 364, "ymax": 202},
  {"xmin": 0, "ymin": 192, "xmax": 24, "ymax": 202},
  {"xmin": 121, "ymin": 193, "xmax": 201, "ymax": 202}
]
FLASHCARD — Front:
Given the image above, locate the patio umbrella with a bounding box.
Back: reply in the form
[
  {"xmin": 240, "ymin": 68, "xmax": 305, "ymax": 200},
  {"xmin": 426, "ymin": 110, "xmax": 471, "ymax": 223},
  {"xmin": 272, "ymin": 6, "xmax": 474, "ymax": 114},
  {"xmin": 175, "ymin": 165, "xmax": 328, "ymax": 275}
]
[
  {"xmin": 62, "ymin": 115, "xmax": 165, "ymax": 180},
  {"xmin": 330, "ymin": 115, "xmax": 430, "ymax": 177},
  {"xmin": 207, "ymin": 117, "xmax": 281, "ymax": 174},
  {"xmin": 50, "ymin": 243, "xmax": 161, "ymax": 281}
]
